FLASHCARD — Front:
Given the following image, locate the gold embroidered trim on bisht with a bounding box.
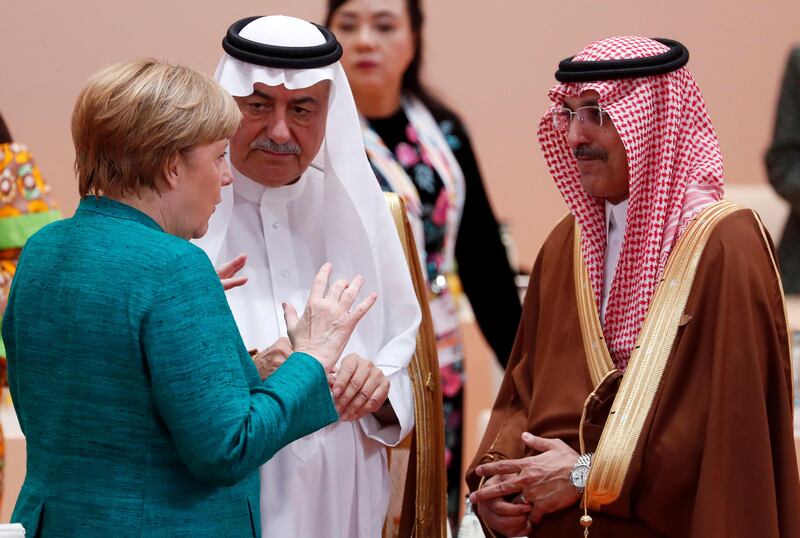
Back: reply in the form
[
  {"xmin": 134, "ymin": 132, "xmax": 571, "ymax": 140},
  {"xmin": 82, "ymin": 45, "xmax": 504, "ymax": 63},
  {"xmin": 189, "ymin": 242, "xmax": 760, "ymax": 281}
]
[
  {"xmin": 573, "ymin": 224, "xmax": 616, "ymax": 387},
  {"xmin": 583, "ymin": 200, "xmax": 741, "ymax": 510},
  {"xmin": 382, "ymin": 193, "xmax": 447, "ymax": 538}
]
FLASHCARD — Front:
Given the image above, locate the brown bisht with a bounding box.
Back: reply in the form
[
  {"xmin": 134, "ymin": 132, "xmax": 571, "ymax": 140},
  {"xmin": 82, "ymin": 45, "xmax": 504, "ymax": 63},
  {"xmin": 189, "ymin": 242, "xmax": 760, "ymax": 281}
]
[{"xmin": 466, "ymin": 205, "xmax": 800, "ymax": 537}]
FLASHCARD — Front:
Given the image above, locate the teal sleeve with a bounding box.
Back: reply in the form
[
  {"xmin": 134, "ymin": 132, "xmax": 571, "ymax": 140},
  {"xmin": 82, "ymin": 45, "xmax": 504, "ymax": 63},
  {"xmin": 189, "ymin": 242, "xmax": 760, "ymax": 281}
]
[{"xmin": 142, "ymin": 246, "xmax": 338, "ymax": 486}]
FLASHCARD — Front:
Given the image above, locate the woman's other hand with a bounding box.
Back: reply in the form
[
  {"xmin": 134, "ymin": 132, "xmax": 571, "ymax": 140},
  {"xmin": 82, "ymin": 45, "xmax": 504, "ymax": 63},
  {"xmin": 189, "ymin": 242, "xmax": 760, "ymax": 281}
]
[
  {"xmin": 283, "ymin": 263, "xmax": 377, "ymax": 372},
  {"xmin": 331, "ymin": 353, "xmax": 390, "ymax": 421},
  {"xmin": 253, "ymin": 337, "xmax": 293, "ymax": 381}
]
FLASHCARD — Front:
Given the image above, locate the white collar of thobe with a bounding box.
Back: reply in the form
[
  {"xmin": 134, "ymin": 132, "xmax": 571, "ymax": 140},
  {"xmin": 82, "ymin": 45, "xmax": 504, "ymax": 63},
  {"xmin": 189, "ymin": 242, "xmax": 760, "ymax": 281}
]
[
  {"xmin": 604, "ymin": 198, "xmax": 629, "ymax": 236},
  {"xmin": 600, "ymin": 197, "xmax": 629, "ymax": 324},
  {"xmin": 232, "ymin": 164, "xmax": 309, "ymax": 207}
]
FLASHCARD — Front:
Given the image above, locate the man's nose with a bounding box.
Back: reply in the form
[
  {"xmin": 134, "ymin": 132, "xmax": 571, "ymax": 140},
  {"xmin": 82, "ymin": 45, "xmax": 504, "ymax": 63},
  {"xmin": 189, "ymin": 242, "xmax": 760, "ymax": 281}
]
[
  {"xmin": 566, "ymin": 117, "xmax": 592, "ymax": 148},
  {"xmin": 267, "ymin": 115, "xmax": 291, "ymax": 144}
]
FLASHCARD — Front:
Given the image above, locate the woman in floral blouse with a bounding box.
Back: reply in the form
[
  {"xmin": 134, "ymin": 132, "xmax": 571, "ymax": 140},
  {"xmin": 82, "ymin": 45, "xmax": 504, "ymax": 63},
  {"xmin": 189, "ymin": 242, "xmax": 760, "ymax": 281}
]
[{"xmin": 326, "ymin": 0, "xmax": 522, "ymax": 527}]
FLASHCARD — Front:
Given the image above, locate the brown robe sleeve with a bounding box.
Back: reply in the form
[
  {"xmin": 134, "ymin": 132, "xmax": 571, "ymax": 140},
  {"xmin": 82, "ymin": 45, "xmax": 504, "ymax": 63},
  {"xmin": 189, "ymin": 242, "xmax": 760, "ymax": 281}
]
[{"xmin": 465, "ymin": 216, "xmax": 574, "ymax": 492}]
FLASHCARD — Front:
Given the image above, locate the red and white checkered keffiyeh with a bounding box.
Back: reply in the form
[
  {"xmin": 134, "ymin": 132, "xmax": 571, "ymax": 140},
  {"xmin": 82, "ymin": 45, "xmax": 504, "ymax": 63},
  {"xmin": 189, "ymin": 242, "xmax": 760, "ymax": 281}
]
[{"xmin": 538, "ymin": 36, "xmax": 724, "ymax": 370}]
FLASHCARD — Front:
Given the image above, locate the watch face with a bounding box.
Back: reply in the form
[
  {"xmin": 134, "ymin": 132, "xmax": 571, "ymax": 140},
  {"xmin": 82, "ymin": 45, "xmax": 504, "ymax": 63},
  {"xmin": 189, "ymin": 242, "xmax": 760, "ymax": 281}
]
[{"xmin": 571, "ymin": 465, "xmax": 590, "ymax": 488}]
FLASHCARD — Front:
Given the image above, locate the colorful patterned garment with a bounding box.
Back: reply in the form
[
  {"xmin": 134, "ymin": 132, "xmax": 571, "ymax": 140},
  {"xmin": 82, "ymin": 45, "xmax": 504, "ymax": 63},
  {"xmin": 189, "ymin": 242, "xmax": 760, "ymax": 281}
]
[
  {"xmin": 0, "ymin": 142, "xmax": 61, "ymax": 354},
  {"xmin": 364, "ymin": 95, "xmax": 521, "ymax": 529},
  {"xmin": 364, "ymin": 98, "xmax": 467, "ymax": 528},
  {"xmin": 537, "ymin": 36, "xmax": 724, "ymax": 369}
]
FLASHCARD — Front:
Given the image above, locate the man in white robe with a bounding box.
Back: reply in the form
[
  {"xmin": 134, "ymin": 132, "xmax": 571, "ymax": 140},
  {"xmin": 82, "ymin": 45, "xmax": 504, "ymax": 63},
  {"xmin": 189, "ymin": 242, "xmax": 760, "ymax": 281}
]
[{"xmin": 195, "ymin": 15, "xmax": 420, "ymax": 538}]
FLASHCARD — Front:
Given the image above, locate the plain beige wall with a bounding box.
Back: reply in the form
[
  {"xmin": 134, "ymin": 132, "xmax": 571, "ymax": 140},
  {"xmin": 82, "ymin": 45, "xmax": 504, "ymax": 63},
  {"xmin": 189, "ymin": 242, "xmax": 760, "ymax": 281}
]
[{"xmin": 2, "ymin": 0, "xmax": 798, "ymax": 264}]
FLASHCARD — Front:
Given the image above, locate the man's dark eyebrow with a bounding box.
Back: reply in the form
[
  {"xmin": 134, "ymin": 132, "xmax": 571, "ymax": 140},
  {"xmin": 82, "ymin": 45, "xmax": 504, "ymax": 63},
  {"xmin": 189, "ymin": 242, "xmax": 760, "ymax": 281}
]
[
  {"xmin": 249, "ymin": 90, "xmax": 318, "ymax": 107},
  {"xmin": 289, "ymin": 96, "xmax": 319, "ymax": 107},
  {"xmin": 250, "ymin": 89, "xmax": 274, "ymax": 101}
]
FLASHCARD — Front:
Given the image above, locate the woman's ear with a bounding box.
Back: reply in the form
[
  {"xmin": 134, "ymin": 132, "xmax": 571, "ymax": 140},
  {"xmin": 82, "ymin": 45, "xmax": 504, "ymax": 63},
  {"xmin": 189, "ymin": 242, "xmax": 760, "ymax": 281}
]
[{"xmin": 161, "ymin": 152, "xmax": 183, "ymax": 190}]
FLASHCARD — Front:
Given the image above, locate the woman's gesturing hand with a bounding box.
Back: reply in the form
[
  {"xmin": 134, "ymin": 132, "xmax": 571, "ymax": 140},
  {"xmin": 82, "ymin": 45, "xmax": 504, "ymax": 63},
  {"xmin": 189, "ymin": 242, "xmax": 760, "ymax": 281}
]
[
  {"xmin": 282, "ymin": 263, "xmax": 377, "ymax": 372},
  {"xmin": 216, "ymin": 253, "xmax": 248, "ymax": 291}
]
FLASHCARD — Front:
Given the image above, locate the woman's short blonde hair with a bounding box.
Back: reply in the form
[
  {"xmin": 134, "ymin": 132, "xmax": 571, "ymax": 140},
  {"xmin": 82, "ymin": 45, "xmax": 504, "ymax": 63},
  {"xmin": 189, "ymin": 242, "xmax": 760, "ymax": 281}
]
[{"xmin": 72, "ymin": 59, "xmax": 242, "ymax": 197}]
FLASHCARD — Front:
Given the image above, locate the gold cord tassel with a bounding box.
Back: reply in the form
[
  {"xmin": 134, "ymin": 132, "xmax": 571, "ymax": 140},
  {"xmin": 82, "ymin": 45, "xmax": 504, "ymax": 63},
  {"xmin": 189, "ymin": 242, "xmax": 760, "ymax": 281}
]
[{"xmin": 580, "ymin": 504, "xmax": 593, "ymax": 537}]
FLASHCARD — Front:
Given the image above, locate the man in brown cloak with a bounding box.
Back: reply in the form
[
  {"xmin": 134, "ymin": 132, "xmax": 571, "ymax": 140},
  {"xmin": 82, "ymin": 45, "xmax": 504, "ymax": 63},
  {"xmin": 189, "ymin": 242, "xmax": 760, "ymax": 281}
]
[{"xmin": 466, "ymin": 36, "xmax": 800, "ymax": 538}]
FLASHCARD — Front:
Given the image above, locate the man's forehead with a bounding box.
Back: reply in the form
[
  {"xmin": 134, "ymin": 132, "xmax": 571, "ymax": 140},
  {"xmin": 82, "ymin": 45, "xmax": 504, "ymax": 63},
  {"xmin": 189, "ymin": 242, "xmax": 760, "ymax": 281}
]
[{"xmin": 248, "ymin": 80, "xmax": 331, "ymax": 102}]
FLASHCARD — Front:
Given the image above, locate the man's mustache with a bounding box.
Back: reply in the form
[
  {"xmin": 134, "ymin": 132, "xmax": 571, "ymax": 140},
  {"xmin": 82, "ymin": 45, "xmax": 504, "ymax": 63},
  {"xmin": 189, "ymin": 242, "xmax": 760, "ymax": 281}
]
[
  {"xmin": 573, "ymin": 145, "xmax": 608, "ymax": 160},
  {"xmin": 251, "ymin": 138, "xmax": 302, "ymax": 155}
]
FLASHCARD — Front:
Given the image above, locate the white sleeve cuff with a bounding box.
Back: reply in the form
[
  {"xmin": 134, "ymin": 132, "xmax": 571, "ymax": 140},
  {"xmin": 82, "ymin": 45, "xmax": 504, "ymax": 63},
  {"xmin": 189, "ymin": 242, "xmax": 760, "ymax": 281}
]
[{"xmin": 359, "ymin": 366, "xmax": 415, "ymax": 446}]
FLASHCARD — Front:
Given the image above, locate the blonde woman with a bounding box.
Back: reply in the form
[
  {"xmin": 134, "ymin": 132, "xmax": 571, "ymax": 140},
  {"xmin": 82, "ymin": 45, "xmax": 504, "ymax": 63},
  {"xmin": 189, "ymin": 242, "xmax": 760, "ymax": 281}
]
[{"xmin": 3, "ymin": 59, "xmax": 373, "ymax": 537}]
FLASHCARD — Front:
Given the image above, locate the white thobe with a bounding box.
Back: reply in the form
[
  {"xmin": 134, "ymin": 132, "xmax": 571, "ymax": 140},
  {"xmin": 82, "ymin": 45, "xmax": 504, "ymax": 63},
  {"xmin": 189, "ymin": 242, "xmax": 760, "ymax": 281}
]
[
  {"xmin": 218, "ymin": 167, "xmax": 414, "ymax": 538},
  {"xmin": 601, "ymin": 199, "xmax": 628, "ymax": 325}
]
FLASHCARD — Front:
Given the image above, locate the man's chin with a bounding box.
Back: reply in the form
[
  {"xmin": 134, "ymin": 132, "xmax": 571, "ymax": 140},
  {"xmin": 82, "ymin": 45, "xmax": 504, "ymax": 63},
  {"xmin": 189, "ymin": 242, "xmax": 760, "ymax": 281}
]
[
  {"xmin": 255, "ymin": 172, "xmax": 302, "ymax": 188},
  {"xmin": 579, "ymin": 176, "xmax": 609, "ymax": 198},
  {"xmin": 241, "ymin": 161, "xmax": 300, "ymax": 187}
]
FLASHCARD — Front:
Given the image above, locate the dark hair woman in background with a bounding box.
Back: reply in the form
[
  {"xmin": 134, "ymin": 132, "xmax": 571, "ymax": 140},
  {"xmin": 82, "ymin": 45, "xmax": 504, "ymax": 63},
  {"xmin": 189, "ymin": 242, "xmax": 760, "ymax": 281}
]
[{"xmin": 326, "ymin": 0, "xmax": 523, "ymax": 526}]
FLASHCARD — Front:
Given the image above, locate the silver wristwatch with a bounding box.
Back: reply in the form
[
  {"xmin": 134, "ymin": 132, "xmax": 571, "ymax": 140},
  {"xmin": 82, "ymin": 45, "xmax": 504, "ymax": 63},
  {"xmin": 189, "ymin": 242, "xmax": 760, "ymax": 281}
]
[{"xmin": 569, "ymin": 452, "xmax": 594, "ymax": 493}]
